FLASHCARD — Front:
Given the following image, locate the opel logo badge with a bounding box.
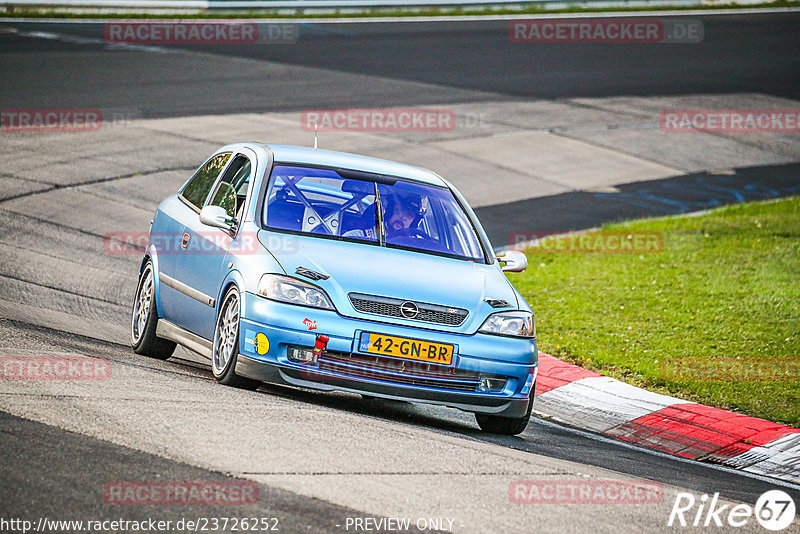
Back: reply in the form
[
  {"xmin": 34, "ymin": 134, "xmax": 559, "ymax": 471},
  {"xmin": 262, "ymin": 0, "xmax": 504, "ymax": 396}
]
[{"xmin": 400, "ymin": 301, "xmax": 419, "ymax": 319}]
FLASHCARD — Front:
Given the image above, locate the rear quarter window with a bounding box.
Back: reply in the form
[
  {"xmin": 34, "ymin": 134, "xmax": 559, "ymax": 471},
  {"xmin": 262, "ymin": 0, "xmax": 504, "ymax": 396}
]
[{"xmin": 181, "ymin": 153, "xmax": 232, "ymax": 209}]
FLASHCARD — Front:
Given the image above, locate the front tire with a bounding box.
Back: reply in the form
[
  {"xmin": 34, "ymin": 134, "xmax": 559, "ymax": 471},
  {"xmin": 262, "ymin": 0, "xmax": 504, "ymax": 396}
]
[
  {"xmin": 475, "ymin": 396, "xmax": 533, "ymax": 436},
  {"xmin": 131, "ymin": 260, "xmax": 176, "ymax": 360},
  {"xmin": 212, "ymin": 286, "xmax": 260, "ymax": 390}
]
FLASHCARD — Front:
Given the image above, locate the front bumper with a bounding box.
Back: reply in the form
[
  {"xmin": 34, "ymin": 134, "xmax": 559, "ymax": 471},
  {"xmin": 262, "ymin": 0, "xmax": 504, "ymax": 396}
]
[{"xmin": 236, "ymin": 293, "xmax": 538, "ymax": 418}]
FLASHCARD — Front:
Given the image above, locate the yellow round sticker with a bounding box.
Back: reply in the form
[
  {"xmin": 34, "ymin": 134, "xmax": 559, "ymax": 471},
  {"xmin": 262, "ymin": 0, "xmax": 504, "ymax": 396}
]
[{"xmin": 254, "ymin": 333, "xmax": 270, "ymax": 355}]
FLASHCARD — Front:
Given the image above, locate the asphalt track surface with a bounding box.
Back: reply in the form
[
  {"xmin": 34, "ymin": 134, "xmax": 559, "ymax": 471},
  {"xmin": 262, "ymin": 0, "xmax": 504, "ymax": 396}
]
[
  {"xmin": 1, "ymin": 11, "xmax": 800, "ymax": 533},
  {"xmin": 479, "ymin": 162, "xmax": 800, "ymax": 245},
  {"xmin": 1, "ymin": 13, "xmax": 799, "ymax": 114},
  {"xmin": 2, "ymin": 320, "xmax": 798, "ymax": 522},
  {"xmin": 0, "ymin": 409, "xmax": 369, "ymax": 532}
]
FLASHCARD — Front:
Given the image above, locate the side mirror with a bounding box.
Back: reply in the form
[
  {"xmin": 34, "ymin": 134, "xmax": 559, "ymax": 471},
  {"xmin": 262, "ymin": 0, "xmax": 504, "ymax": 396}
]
[
  {"xmin": 497, "ymin": 250, "xmax": 528, "ymax": 273},
  {"xmin": 199, "ymin": 205, "xmax": 237, "ymax": 236}
]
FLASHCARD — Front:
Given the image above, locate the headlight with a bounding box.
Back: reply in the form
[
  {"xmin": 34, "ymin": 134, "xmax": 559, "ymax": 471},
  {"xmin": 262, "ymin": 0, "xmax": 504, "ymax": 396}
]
[
  {"xmin": 478, "ymin": 311, "xmax": 535, "ymax": 338},
  {"xmin": 256, "ymin": 274, "xmax": 335, "ymax": 310}
]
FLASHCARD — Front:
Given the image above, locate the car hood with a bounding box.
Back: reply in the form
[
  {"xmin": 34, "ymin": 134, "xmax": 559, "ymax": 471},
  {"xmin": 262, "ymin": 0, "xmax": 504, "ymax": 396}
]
[{"xmin": 259, "ymin": 230, "xmax": 518, "ymax": 332}]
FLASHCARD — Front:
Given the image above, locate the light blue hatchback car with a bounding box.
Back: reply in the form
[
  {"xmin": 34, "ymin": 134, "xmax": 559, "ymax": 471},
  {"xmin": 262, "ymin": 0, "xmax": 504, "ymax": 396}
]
[{"xmin": 132, "ymin": 143, "xmax": 538, "ymax": 434}]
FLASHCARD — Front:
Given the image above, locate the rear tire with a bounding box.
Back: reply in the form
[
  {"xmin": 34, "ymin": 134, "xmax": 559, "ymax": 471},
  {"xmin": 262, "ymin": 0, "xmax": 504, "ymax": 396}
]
[
  {"xmin": 131, "ymin": 260, "xmax": 176, "ymax": 360},
  {"xmin": 212, "ymin": 286, "xmax": 260, "ymax": 390},
  {"xmin": 475, "ymin": 396, "xmax": 533, "ymax": 436}
]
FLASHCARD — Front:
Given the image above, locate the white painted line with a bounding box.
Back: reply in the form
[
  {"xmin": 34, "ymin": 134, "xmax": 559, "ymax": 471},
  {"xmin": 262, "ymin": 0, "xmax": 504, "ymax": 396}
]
[
  {"xmin": 533, "ymin": 417, "xmax": 800, "ymax": 491},
  {"xmin": 8, "ymin": 27, "xmax": 199, "ymax": 53},
  {"xmin": 725, "ymin": 434, "xmax": 800, "ymax": 484},
  {"xmin": 534, "ymin": 375, "xmax": 691, "ymax": 433}
]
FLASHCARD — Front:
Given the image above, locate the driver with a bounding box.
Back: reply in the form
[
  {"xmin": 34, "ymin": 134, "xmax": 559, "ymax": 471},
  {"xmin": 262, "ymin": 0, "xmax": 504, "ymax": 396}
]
[
  {"xmin": 384, "ymin": 190, "xmax": 423, "ymax": 235},
  {"xmin": 343, "ymin": 190, "xmax": 424, "ymax": 240}
]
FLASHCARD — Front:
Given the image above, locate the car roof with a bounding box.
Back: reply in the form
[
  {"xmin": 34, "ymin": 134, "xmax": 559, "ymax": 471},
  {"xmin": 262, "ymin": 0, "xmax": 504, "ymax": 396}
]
[{"xmin": 259, "ymin": 143, "xmax": 447, "ymax": 187}]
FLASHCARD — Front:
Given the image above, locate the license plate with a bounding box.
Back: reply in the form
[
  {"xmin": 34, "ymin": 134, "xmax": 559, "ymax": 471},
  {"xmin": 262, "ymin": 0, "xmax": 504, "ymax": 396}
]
[{"xmin": 358, "ymin": 332, "xmax": 454, "ymax": 365}]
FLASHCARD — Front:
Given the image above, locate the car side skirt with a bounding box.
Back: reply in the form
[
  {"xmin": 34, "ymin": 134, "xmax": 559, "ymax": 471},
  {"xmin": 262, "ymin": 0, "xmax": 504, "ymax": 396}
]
[{"xmin": 156, "ymin": 319, "xmax": 212, "ymax": 359}]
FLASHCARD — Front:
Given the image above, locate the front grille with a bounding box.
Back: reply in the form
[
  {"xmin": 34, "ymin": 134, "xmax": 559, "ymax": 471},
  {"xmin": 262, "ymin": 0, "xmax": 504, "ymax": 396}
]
[
  {"xmin": 316, "ymin": 351, "xmax": 481, "ymax": 392},
  {"xmin": 349, "ymin": 293, "xmax": 468, "ymax": 326}
]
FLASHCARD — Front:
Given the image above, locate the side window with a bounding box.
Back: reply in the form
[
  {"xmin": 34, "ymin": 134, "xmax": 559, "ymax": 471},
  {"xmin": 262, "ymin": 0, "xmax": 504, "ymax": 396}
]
[
  {"xmin": 208, "ymin": 155, "xmax": 252, "ymax": 219},
  {"xmin": 181, "ymin": 153, "xmax": 232, "ymax": 209}
]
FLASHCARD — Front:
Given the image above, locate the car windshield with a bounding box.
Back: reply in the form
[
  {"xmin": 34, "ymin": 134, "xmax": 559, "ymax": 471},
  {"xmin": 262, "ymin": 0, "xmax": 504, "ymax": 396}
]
[{"xmin": 263, "ymin": 165, "xmax": 485, "ymax": 262}]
